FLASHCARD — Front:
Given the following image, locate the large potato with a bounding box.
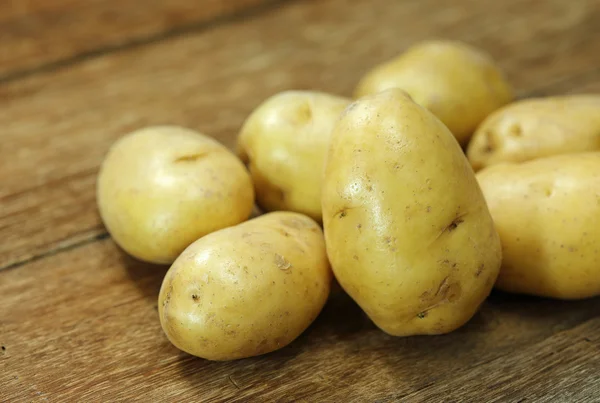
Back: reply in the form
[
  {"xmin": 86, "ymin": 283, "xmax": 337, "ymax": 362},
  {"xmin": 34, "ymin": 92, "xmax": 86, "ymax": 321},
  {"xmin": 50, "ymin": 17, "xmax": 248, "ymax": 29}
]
[
  {"xmin": 354, "ymin": 40, "xmax": 513, "ymax": 144},
  {"xmin": 238, "ymin": 90, "xmax": 350, "ymax": 221},
  {"xmin": 158, "ymin": 212, "xmax": 332, "ymax": 361},
  {"xmin": 97, "ymin": 126, "xmax": 254, "ymax": 264},
  {"xmin": 477, "ymin": 153, "xmax": 600, "ymax": 299},
  {"xmin": 322, "ymin": 89, "xmax": 501, "ymax": 336},
  {"xmin": 467, "ymin": 95, "xmax": 600, "ymax": 170}
]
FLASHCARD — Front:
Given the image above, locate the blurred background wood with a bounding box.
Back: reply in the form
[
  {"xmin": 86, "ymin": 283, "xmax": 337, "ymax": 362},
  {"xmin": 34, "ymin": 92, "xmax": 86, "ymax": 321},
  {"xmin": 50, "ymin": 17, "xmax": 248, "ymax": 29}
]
[{"xmin": 1, "ymin": 0, "xmax": 599, "ymax": 401}]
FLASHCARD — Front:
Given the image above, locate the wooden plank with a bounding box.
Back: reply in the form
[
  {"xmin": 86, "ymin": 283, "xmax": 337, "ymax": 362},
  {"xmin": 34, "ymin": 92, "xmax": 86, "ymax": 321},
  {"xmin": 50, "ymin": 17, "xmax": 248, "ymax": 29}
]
[
  {"xmin": 1, "ymin": 0, "xmax": 599, "ymax": 269},
  {"xmin": 400, "ymin": 318, "xmax": 600, "ymax": 402},
  {"xmin": 1, "ymin": 239, "xmax": 599, "ymax": 401},
  {"xmin": 0, "ymin": 0, "xmax": 282, "ymax": 80}
]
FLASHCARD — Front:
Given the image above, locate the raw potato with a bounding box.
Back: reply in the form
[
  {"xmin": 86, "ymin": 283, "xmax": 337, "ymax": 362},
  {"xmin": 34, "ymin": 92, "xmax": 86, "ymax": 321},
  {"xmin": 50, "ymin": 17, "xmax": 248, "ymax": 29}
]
[
  {"xmin": 238, "ymin": 90, "xmax": 350, "ymax": 221},
  {"xmin": 322, "ymin": 89, "xmax": 501, "ymax": 336},
  {"xmin": 354, "ymin": 40, "xmax": 513, "ymax": 144},
  {"xmin": 467, "ymin": 95, "xmax": 600, "ymax": 170},
  {"xmin": 97, "ymin": 126, "xmax": 254, "ymax": 264},
  {"xmin": 477, "ymin": 153, "xmax": 600, "ymax": 299},
  {"xmin": 158, "ymin": 212, "xmax": 332, "ymax": 361}
]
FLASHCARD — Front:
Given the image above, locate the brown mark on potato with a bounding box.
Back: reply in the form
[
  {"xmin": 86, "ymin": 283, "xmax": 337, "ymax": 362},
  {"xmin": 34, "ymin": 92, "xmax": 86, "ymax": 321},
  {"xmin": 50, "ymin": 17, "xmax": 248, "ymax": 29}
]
[
  {"xmin": 296, "ymin": 101, "xmax": 313, "ymax": 124},
  {"xmin": 173, "ymin": 151, "xmax": 210, "ymax": 163},
  {"xmin": 446, "ymin": 217, "xmax": 464, "ymax": 232},
  {"xmin": 274, "ymin": 254, "xmax": 292, "ymax": 271},
  {"xmin": 508, "ymin": 123, "xmax": 523, "ymax": 137},
  {"xmin": 275, "ymin": 228, "xmax": 291, "ymax": 237},
  {"xmin": 482, "ymin": 130, "xmax": 495, "ymax": 153},
  {"xmin": 418, "ymin": 277, "xmax": 462, "ymax": 318},
  {"xmin": 476, "ymin": 264, "xmax": 484, "ymax": 277}
]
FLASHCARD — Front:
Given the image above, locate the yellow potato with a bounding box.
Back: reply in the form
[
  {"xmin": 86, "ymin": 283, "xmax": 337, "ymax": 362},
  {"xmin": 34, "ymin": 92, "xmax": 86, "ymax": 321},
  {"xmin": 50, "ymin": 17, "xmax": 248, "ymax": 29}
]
[
  {"xmin": 97, "ymin": 126, "xmax": 254, "ymax": 264},
  {"xmin": 158, "ymin": 212, "xmax": 332, "ymax": 361},
  {"xmin": 238, "ymin": 90, "xmax": 350, "ymax": 221},
  {"xmin": 322, "ymin": 89, "xmax": 501, "ymax": 336},
  {"xmin": 354, "ymin": 40, "xmax": 513, "ymax": 144},
  {"xmin": 477, "ymin": 153, "xmax": 600, "ymax": 299},
  {"xmin": 467, "ymin": 95, "xmax": 600, "ymax": 170}
]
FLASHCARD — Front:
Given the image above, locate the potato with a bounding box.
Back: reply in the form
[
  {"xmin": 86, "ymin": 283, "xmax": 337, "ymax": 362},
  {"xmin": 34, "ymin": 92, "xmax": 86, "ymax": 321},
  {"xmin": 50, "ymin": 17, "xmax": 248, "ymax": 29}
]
[
  {"xmin": 354, "ymin": 40, "xmax": 513, "ymax": 144},
  {"xmin": 476, "ymin": 153, "xmax": 600, "ymax": 299},
  {"xmin": 322, "ymin": 89, "xmax": 501, "ymax": 336},
  {"xmin": 467, "ymin": 95, "xmax": 600, "ymax": 170},
  {"xmin": 158, "ymin": 211, "xmax": 332, "ymax": 361},
  {"xmin": 238, "ymin": 90, "xmax": 350, "ymax": 221},
  {"xmin": 97, "ymin": 126, "xmax": 254, "ymax": 264}
]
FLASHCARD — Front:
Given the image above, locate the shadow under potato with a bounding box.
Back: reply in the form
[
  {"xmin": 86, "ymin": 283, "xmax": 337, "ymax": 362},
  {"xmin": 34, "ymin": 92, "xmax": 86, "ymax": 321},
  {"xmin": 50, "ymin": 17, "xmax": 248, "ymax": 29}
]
[{"xmin": 119, "ymin": 249, "xmax": 169, "ymax": 302}]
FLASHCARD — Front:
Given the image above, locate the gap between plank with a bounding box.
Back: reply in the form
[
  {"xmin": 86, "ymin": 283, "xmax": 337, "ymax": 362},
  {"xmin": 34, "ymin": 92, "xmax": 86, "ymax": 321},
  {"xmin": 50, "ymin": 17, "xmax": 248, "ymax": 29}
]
[
  {"xmin": 0, "ymin": 0, "xmax": 298, "ymax": 86},
  {"xmin": 0, "ymin": 231, "xmax": 109, "ymax": 272}
]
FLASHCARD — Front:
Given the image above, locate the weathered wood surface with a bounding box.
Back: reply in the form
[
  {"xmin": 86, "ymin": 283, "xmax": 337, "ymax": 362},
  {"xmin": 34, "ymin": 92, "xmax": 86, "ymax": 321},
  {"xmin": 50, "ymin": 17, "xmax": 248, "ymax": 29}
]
[{"xmin": 1, "ymin": 0, "xmax": 599, "ymax": 401}]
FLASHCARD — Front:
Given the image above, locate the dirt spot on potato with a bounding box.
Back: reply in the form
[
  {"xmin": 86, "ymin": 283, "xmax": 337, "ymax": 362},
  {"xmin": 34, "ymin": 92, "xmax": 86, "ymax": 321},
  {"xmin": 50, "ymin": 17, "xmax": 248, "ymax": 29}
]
[
  {"xmin": 476, "ymin": 264, "xmax": 484, "ymax": 277},
  {"xmin": 274, "ymin": 254, "xmax": 292, "ymax": 270},
  {"xmin": 275, "ymin": 228, "xmax": 291, "ymax": 237},
  {"xmin": 446, "ymin": 217, "xmax": 464, "ymax": 232}
]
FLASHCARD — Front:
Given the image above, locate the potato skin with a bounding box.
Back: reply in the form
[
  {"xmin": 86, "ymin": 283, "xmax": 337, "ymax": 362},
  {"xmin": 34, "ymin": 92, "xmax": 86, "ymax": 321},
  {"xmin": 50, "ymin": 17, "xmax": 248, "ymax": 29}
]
[
  {"xmin": 477, "ymin": 153, "xmax": 600, "ymax": 299},
  {"xmin": 158, "ymin": 212, "xmax": 332, "ymax": 361},
  {"xmin": 97, "ymin": 126, "xmax": 254, "ymax": 264},
  {"xmin": 354, "ymin": 40, "xmax": 513, "ymax": 144},
  {"xmin": 322, "ymin": 89, "xmax": 501, "ymax": 336},
  {"xmin": 467, "ymin": 95, "xmax": 600, "ymax": 170},
  {"xmin": 238, "ymin": 91, "xmax": 350, "ymax": 222}
]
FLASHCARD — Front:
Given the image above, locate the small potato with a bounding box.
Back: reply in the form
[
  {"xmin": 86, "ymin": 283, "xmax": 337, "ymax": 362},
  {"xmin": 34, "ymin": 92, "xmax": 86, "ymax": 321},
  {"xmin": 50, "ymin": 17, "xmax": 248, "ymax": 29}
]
[
  {"xmin": 97, "ymin": 126, "xmax": 254, "ymax": 264},
  {"xmin": 467, "ymin": 95, "xmax": 600, "ymax": 170},
  {"xmin": 354, "ymin": 40, "xmax": 513, "ymax": 144},
  {"xmin": 238, "ymin": 91, "xmax": 350, "ymax": 221},
  {"xmin": 477, "ymin": 153, "xmax": 600, "ymax": 299},
  {"xmin": 158, "ymin": 212, "xmax": 332, "ymax": 361},
  {"xmin": 322, "ymin": 89, "xmax": 501, "ymax": 336}
]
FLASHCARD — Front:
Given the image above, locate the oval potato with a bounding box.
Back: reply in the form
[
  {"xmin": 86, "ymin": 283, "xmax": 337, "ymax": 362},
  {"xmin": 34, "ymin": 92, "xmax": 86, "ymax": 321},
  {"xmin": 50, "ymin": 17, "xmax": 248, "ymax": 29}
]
[
  {"xmin": 322, "ymin": 89, "xmax": 502, "ymax": 336},
  {"xmin": 97, "ymin": 126, "xmax": 254, "ymax": 264},
  {"xmin": 238, "ymin": 90, "xmax": 350, "ymax": 221},
  {"xmin": 354, "ymin": 40, "xmax": 513, "ymax": 144},
  {"xmin": 158, "ymin": 211, "xmax": 332, "ymax": 361},
  {"xmin": 467, "ymin": 95, "xmax": 600, "ymax": 170},
  {"xmin": 477, "ymin": 153, "xmax": 600, "ymax": 299}
]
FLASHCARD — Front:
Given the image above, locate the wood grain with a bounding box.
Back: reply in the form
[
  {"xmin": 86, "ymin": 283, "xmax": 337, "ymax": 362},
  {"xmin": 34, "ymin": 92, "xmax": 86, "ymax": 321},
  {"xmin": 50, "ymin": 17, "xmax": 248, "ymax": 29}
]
[
  {"xmin": 1, "ymin": 239, "xmax": 599, "ymax": 402},
  {"xmin": 2, "ymin": 0, "xmax": 600, "ymax": 400},
  {"xmin": 1, "ymin": 0, "xmax": 599, "ymax": 270},
  {"xmin": 0, "ymin": 0, "xmax": 281, "ymax": 80}
]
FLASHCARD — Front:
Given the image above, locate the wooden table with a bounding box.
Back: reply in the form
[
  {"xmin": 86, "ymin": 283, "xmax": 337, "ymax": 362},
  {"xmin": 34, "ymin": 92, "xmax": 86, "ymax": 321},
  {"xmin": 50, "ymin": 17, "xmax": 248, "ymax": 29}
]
[{"xmin": 1, "ymin": 0, "xmax": 599, "ymax": 401}]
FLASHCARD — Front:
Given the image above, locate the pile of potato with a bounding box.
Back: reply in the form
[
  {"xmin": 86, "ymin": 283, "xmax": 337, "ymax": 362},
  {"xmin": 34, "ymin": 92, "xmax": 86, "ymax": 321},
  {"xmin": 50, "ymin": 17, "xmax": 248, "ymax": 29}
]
[{"xmin": 96, "ymin": 40, "xmax": 600, "ymax": 361}]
